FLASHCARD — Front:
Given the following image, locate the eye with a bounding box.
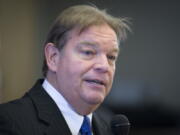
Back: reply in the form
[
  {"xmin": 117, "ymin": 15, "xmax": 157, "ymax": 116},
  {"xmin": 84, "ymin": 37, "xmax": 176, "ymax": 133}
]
[
  {"xmin": 79, "ymin": 49, "xmax": 96, "ymax": 60},
  {"xmin": 82, "ymin": 50, "xmax": 95, "ymax": 56},
  {"xmin": 107, "ymin": 55, "xmax": 117, "ymax": 61}
]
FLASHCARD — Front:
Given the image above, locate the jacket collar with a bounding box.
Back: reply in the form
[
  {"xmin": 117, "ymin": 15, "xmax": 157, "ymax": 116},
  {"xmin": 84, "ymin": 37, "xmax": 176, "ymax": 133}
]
[{"xmin": 27, "ymin": 79, "xmax": 72, "ymax": 135}]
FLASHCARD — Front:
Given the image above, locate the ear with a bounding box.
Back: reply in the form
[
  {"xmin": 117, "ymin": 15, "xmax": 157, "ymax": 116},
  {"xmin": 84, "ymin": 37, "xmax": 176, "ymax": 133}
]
[{"xmin": 44, "ymin": 43, "xmax": 60, "ymax": 72}]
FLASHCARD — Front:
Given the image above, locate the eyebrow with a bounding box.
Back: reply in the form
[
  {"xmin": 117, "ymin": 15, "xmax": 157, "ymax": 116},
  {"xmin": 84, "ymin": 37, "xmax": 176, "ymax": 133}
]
[
  {"xmin": 78, "ymin": 41, "xmax": 119, "ymax": 54},
  {"xmin": 78, "ymin": 41, "xmax": 98, "ymax": 47}
]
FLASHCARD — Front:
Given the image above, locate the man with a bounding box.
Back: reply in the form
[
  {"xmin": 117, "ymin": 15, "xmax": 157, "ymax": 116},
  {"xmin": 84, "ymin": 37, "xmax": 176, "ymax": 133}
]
[{"xmin": 0, "ymin": 5, "xmax": 129, "ymax": 135}]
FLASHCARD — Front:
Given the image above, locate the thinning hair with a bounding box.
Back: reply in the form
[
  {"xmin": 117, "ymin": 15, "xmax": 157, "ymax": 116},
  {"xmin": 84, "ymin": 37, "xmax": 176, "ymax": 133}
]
[{"xmin": 42, "ymin": 4, "xmax": 130, "ymax": 77}]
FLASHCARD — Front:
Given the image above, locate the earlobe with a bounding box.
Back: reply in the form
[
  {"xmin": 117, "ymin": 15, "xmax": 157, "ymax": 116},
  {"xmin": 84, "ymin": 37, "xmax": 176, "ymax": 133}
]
[{"xmin": 44, "ymin": 43, "xmax": 60, "ymax": 72}]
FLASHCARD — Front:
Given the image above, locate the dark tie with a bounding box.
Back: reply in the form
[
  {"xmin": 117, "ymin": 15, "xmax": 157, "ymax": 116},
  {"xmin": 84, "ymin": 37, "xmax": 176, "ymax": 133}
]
[{"xmin": 80, "ymin": 116, "xmax": 92, "ymax": 135}]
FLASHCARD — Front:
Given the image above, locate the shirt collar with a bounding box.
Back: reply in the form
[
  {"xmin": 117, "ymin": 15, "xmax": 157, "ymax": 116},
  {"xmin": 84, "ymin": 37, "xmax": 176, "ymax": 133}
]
[{"xmin": 42, "ymin": 79, "xmax": 92, "ymax": 135}]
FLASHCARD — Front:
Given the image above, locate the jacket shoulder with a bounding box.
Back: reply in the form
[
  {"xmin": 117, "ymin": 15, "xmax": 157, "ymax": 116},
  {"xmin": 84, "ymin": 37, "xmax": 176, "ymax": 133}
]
[
  {"xmin": 0, "ymin": 94, "xmax": 35, "ymax": 116},
  {"xmin": 0, "ymin": 95, "xmax": 39, "ymax": 135},
  {"xmin": 0, "ymin": 95, "xmax": 36, "ymax": 135}
]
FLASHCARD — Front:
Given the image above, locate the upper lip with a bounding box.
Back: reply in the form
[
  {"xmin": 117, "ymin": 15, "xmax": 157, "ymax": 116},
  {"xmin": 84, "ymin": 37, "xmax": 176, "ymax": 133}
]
[{"xmin": 84, "ymin": 78, "xmax": 108, "ymax": 86}]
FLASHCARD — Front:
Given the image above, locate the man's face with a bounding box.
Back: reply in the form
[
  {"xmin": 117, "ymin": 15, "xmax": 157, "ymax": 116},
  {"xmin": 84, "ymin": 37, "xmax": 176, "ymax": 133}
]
[{"xmin": 54, "ymin": 24, "xmax": 119, "ymax": 108}]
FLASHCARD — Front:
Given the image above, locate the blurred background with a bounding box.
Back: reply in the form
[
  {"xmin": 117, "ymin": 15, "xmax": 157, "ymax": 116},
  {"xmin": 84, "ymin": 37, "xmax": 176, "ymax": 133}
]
[{"xmin": 0, "ymin": 0, "xmax": 180, "ymax": 134}]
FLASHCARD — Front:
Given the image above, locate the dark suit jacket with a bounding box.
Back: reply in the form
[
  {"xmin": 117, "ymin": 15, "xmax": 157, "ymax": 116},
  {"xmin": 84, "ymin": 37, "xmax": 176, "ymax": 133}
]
[{"xmin": 0, "ymin": 79, "xmax": 113, "ymax": 135}]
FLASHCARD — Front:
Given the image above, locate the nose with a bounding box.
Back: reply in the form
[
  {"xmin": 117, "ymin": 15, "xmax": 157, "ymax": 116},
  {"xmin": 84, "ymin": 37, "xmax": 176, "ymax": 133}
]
[{"xmin": 93, "ymin": 55, "xmax": 110, "ymax": 73}]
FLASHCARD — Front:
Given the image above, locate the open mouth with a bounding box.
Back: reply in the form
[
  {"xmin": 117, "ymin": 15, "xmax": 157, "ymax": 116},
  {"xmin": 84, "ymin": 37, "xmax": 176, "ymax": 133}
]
[{"xmin": 85, "ymin": 79, "xmax": 105, "ymax": 86}]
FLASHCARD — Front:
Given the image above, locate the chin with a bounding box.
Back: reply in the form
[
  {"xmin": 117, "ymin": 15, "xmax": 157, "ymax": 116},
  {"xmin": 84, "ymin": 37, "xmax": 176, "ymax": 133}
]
[
  {"xmin": 86, "ymin": 95, "xmax": 105, "ymax": 105},
  {"xmin": 81, "ymin": 89, "xmax": 106, "ymax": 105}
]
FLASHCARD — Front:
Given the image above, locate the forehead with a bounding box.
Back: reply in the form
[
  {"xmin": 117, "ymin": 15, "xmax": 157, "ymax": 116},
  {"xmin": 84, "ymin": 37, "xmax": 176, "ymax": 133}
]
[{"xmin": 69, "ymin": 24, "xmax": 119, "ymax": 48}]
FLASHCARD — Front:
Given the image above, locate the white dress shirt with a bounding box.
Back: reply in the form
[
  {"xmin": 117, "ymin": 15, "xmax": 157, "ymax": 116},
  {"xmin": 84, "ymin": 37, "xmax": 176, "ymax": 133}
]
[{"xmin": 42, "ymin": 79, "xmax": 92, "ymax": 135}]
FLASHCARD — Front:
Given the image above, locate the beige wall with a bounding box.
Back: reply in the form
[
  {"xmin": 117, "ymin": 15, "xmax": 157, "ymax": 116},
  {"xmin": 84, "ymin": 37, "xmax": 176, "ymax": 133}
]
[{"xmin": 0, "ymin": 0, "xmax": 41, "ymax": 102}]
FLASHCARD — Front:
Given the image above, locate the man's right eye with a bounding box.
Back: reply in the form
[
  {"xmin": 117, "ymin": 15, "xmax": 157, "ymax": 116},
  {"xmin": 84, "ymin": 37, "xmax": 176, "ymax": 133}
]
[
  {"xmin": 79, "ymin": 49, "xmax": 96, "ymax": 60},
  {"xmin": 82, "ymin": 50, "xmax": 94, "ymax": 55}
]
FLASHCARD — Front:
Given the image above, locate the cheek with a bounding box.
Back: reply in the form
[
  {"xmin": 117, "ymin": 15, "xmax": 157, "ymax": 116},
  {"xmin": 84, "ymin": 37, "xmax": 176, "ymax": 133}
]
[
  {"xmin": 107, "ymin": 68, "xmax": 116, "ymax": 90},
  {"xmin": 110, "ymin": 66, "xmax": 116, "ymax": 79},
  {"xmin": 112, "ymin": 70, "xmax": 115, "ymax": 79},
  {"xmin": 64, "ymin": 60, "xmax": 91, "ymax": 83},
  {"xmin": 73, "ymin": 58, "xmax": 94, "ymax": 73}
]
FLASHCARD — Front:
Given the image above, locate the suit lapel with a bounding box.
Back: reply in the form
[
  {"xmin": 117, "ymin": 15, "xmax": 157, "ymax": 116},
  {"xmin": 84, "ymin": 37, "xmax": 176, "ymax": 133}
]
[{"xmin": 27, "ymin": 79, "xmax": 72, "ymax": 135}]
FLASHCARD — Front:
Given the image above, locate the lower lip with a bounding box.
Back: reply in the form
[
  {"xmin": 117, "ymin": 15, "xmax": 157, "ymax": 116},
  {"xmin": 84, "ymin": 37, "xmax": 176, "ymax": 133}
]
[{"xmin": 84, "ymin": 81, "xmax": 105, "ymax": 90}]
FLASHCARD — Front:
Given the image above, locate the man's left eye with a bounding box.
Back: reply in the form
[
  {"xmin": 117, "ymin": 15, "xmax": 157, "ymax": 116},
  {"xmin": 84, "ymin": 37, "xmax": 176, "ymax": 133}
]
[{"xmin": 107, "ymin": 55, "xmax": 117, "ymax": 61}]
